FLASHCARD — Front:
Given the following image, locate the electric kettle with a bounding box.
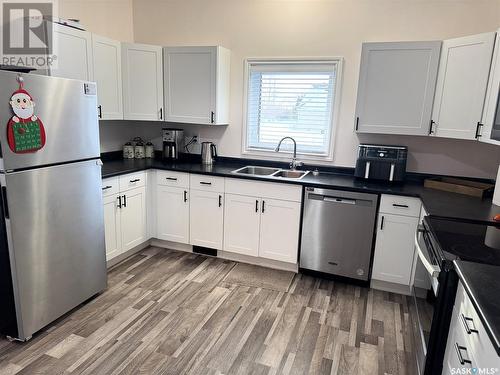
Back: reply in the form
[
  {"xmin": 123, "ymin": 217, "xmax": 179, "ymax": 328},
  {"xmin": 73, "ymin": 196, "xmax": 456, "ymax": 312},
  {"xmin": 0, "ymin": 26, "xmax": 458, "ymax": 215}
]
[{"xmin": 201, "ymin": 142, "xmax": 217, "ymax": 165}]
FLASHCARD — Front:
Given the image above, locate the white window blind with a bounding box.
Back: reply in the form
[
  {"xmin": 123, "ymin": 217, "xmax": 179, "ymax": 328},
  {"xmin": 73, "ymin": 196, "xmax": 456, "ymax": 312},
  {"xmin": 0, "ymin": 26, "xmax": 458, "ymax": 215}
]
[{"xmin": 245, "ymin": 60, "xmax": 339, "ymax": 157}]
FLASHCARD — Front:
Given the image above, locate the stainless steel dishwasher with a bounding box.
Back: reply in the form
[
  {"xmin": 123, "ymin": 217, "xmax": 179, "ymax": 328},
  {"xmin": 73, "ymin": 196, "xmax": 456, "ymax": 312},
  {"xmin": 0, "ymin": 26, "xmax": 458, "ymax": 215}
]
[{"xmin": 300, "ymin": 187, "xmax": 378, "ymax": 281}]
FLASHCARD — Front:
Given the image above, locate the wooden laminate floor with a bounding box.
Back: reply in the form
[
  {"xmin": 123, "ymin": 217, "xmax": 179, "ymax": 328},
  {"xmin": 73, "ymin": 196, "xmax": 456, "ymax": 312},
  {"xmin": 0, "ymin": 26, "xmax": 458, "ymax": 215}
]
[{"xmin": 0, "ymin": 247, "xmax": 417, "ymax": 375}]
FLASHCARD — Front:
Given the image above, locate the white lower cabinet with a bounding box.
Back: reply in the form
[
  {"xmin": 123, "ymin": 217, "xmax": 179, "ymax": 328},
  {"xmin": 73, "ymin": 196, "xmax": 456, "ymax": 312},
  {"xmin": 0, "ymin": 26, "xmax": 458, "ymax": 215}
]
[
  {"xmin": 372, "ymin": 214, "xmax": 419, "ymax": 285},
  {"xmin": 120, "ymin": 186, "xmax": 147, "ymax": 251},
  {"xmin": 223, "ymin": 194, "xmax": 261, "ymax": 257},
  {"xmin": 372, "ymin": 195, "xmax": 421, "ymax": 286},
  {"xmin": 223, "ymin": 179, "xmax": 302, "ymax": 264},
  {"xmin": 156, "ymin": 185, "xmax": 189, "ymax": 243},
  {"xmin": 102, "ymin": 175, "xmax": 147, "ymax": 262},
  {"xmin": 259, "ymin": 199, "xmax": 301, "ymax": 263},
  {"xmin": 102, "ymin": 194, "xmax": 122, "ymax": 260},
  {"xmin": 442, "ymin": 282, "xmax": 500, "ymax": 374},
  {"xmin": 190, "ymin": 190, "xmax": 224, "ymax": 249}
]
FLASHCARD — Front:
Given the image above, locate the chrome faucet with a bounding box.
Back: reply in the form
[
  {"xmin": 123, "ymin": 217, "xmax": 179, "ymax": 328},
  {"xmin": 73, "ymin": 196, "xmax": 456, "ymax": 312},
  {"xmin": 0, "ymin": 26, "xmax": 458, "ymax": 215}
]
[{"xmin": 275, "ymin": 137, "xmax": 303, "ymax": 170}]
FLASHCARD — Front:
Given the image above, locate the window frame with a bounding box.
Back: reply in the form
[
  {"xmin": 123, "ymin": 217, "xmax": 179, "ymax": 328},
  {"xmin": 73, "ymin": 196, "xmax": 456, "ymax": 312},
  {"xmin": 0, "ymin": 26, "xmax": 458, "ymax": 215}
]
[{"xmin": 242, "ymin": 57, "xmax": 343, "ymax": 162}]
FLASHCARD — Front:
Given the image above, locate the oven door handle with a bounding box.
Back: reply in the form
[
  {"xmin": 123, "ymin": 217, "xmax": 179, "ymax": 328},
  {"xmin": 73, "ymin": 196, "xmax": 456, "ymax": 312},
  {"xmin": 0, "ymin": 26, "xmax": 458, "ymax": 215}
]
[{"xmin": 415, "ymin": 225, "xmax": 440, "ymax": 278}]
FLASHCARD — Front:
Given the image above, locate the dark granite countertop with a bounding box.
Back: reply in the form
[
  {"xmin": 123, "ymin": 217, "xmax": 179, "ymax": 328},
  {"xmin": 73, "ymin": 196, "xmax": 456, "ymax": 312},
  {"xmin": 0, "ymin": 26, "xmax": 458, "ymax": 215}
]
[
  {"xmin": 454, "ymin": 260, "xmax": 500, "ymax": 356},
  {"xmin": 101, "ymin": 157, "xmax": 500, "ymax": 225}
]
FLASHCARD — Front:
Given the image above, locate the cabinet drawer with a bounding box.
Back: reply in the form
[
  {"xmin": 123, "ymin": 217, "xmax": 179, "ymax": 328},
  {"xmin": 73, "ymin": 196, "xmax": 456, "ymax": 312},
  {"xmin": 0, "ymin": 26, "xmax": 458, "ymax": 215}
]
[
  {"xmin": 190, "ymin": 174, "xmax": 225, "ymax": 193},
  {"xmin": 457, "ymin": 283, "xmax": 499, "ymax": 368},
  {"xmin": 225, "ymin": 178, "xmax": 302, "ymax": 202},
  {"xmin": 119, "ymin": 172, "xmax": 146, "ymax": 192},
  {"xmin": 379, "ymin": 194, "xmax": 421, "ymax": 217},
  {"xmin": 157, "ymin": 170, "xmax": 189, "ymax": 188},
  {"xmin": 102, "ymin": 177, "xmax": 119, "ymax": 197}
]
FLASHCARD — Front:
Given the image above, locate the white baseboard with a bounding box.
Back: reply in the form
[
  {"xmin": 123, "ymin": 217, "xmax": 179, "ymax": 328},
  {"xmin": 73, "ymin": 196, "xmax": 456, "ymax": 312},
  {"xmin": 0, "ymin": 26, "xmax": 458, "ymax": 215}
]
[
  {"xmin": 150, "ymin": 238, "xmax": 298, "ymax": 273},
  {"xmin": 370, "ymin": 279, "xmax": 412, "ymax": 296},
  {"xmin": 150, "ymin": 239, "xmax": 193, "ymax": 253},
  {"xmin": 106, "ymin": 240, "xmax": 152, "ymax": 268}
]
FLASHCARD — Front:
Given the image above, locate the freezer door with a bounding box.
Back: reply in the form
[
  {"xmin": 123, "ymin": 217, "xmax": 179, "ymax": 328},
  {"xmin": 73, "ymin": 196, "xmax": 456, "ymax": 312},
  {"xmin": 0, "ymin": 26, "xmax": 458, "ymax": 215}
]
[
  {"xmin": 3, "ymin": 159, "xmax": 106, "ymax": 340},
  {"xmin": 0, "ymin": 70, "xmax": 100, "ymax": 171}
]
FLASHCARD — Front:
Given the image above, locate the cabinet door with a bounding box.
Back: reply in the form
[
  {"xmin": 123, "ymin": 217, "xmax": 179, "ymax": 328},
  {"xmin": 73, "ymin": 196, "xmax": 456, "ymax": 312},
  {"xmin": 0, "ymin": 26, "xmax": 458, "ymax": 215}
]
[
  {"xmin": 164, "ymin": 46, "xmax": 216, "ymax": 124},
  {"xmin": 443, "ymin": 308, "xmax": 476, "ymax": 374},
  {"xmin": 432, "ymin": 32, "xmax": 496, "ymax": 140},
  {"xmin": 223, "ymin": 194, "xmax": 260, "ymax": 257},
  {"xmin": 156, "ymin": 186, "xmax": 189, "ymax": 243},
  {"xmin": 120, "ymin": 186, "xmax": 147, "ymax": 252},
  {"xmin": 103, "ymin": 194, "xmax": 121, "ymax": 261},
  {"xmin": 189, "ymin": 190, "xmax": 224, "ymax": 249},
  {"xmin": 259, "ymin": 199, "xmax": 301, "ymax": 264},
  {"xmin": 372, "ymin": 213, "xmax": 419, "ymax": 285},
  {"xmin": 122, "ymin": 43, "xmax": 164, "ymax": 121},
  {"xmin": 480, "ymin": 29, "xmax": 500, "ymax": 146},
  {"xmin": 355, "ymin": 41, "xmax": 441, "ymax": 135},
  {"xmin": 92, "ymin": 35, "xmax": 123, "ymax": 120},
  {"xmin": 50, "ymin": 24, "xmax": 93, "ymax": 81}
]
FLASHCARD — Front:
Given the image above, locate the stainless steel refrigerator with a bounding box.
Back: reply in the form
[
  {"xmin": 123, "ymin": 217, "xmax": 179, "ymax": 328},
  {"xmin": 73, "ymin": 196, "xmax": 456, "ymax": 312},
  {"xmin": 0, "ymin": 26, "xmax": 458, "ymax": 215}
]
[{"xmin": 0, "ymin": 70, "xmax": 107, "ymax": 341}]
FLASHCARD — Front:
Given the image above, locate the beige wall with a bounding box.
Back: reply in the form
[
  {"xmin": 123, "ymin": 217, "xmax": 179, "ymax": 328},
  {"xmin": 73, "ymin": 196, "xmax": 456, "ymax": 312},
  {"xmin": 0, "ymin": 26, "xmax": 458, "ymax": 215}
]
[
  {"xmin": 59, "ymin": 0, "xmax": 134, "ymax": 42},
  {"xmin": 131, "ymin": 0, "xmax": 500, "ymax": 178}
]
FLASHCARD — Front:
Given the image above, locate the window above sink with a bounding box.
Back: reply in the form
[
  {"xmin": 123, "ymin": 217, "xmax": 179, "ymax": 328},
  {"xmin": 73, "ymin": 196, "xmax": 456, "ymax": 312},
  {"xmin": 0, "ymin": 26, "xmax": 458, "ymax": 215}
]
[{"xmin": 242, "ymin": 58, "xmax": 343, "ymax": 162}]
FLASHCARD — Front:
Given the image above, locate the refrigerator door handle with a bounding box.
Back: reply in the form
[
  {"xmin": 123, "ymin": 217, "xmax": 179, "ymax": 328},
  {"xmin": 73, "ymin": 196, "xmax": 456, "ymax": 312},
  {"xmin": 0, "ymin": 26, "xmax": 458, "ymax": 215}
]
[{"xmin": 1, "ymin": 186, "xmax": 9, "ymax": 219}]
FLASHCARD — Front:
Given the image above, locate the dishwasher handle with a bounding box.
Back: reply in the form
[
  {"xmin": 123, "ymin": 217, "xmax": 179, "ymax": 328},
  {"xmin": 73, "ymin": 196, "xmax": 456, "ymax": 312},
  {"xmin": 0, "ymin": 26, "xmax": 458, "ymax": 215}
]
[{"xmin": 323, "ymin": 197, "xmax": 356, "ymax": 205}]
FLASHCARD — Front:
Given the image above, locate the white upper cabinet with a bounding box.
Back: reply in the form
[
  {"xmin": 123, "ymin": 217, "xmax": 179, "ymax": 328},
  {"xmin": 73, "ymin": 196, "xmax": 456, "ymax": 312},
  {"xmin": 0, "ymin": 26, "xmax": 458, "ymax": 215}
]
[
  {"xmin": 355, "ymin": 41, "xmax": 441, "ymax": 135},
  {"xmin": 163, "ymin": 46, "xmax": 230, "ymax": 125},
  {"xmin": 92, "ymin": 35, "xmax": 123, "ymax": 120},
  {"xmin": 431, "ymin": 32, "xmax": 496, "ymax": 140},
  {"xmin": 50, "ymin": 24, "xmax": 93, "ymax": 81},
  {"xmin": 122, "ymin": 43, "xmax": 164, "ymax": 121},
  {"xmin": 480, "ymin": 29, "xmax": 500, "ymax": 145}
]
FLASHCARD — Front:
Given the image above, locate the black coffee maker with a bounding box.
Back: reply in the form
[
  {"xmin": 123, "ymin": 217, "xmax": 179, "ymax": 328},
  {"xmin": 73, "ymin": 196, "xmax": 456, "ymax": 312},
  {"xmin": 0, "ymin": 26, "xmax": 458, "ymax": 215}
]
[
  {"xmin": 354, "ymin": 144, "xmax": 407, "ymax": 182},
  {"xmin": 162, "ymin": 128, "xmax": 183, "ymax": 160}
]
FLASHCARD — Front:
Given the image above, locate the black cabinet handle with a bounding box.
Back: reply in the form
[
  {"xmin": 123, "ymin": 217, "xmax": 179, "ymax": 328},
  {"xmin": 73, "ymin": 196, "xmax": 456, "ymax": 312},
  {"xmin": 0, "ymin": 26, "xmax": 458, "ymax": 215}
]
[
  {"xmin": 160, "ymin": 108, "xmax": 163, "ymax": 120},
  {"xmin": 461, "ymin": 314, "xmax": 478, "ymax": 335},
  {"xmin": 200, "ymin": 182, "xmax": 212, "ymax": 185},
  {"xmin": 117, "ymin": 195, "xmax": 122, "ymax": 209},
  {"xmin": 262, "ymin": 200, "xmax": 266, "ymax": 213},
  {"xmin": 355, "ymin": 117, "xmax": 359, "ymax": 131},
  {"xmin": 210, "ymin": 111, "xmax": 215, "ymax": 124},
  {"xmin": 98, "ymin": 105, "xmax": 102, "ymax": 119},
  {"xmin": 122, "ymin": 194, "xmax": 127, "ymax": 207},
  {"xmin": 102, "ymin": 185, "xmax": 112, "ymax": 190},
  {"xmin": 184, "ymin": 190, "xmax": 188, "ymax": 202},
  {"xmin": 475, "ymin": 122, "xmax": 483, "ymax": 139},
  {"xmin": 129, "ymin": 179, "xmax": 140, "ymax": 183},
  {"xmin": 166, "ymin": 177, "xmax": 177, "ymax": 181},
  {"xmin": 429, "ymin": 120, "xmax": 435, "ymax": 135},
  {"xmin": 255, "ymin": 200, "xmax": 259, "ymax": 213},
  {"xmin": 380, "ymin": 215, "xmax": 385, "ymax": 230},
  {"xmin": 2, "ymin": 186, "xmax": 9, "ymax": 219},
  {"xmin": 392, "ymin": 204, "xmax": 409, "ymax": 208},
  {"xmin": 455, "ymin": 344, "xmax": 471, "ymax": 365},
  {"xmin": 219, "ymin": 195, "xmax": 222, "ymax": 207}
]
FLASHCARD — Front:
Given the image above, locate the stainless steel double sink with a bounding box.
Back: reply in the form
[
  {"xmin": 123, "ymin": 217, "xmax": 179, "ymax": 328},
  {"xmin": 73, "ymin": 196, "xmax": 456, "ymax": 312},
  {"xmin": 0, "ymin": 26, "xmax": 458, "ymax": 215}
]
[{"xmin": 231, "ymin": 166, "xmax": 309, "ymax": 180}]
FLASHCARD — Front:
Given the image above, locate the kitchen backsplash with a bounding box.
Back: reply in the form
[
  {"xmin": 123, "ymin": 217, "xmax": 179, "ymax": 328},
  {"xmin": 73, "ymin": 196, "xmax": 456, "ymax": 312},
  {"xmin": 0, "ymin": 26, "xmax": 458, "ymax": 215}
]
[{"xmin": 99, "ymin": 121, "xmax": 500, "ymax": 179}]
